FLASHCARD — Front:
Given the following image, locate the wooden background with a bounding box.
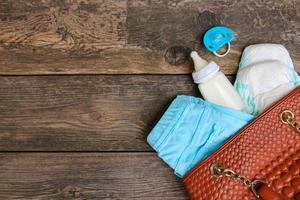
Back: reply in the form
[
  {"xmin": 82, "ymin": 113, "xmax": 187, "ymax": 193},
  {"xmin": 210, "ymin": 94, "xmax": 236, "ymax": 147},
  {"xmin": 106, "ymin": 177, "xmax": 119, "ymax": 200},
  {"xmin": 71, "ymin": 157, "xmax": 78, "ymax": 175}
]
[{"xmin": 0, "ymin": 0, "xmax": 299, "ymax": 199}]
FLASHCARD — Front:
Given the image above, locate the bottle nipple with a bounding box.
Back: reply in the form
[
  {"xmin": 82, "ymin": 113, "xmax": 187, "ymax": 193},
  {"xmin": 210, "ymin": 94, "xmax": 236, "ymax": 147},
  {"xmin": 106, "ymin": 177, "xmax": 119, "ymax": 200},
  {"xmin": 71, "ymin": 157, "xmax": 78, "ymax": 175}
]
[{"xmin": 190, "ymin": 51, "xmax": 209, "ymax": 71}]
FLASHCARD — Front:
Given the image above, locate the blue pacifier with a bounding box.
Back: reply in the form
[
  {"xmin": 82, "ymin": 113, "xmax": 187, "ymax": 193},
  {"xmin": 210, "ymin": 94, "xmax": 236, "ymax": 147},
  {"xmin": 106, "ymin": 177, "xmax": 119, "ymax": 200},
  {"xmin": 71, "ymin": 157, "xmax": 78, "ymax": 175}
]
[{"xmin": 203, "ymin": 26, "xmax": 234, "ymax": 57}]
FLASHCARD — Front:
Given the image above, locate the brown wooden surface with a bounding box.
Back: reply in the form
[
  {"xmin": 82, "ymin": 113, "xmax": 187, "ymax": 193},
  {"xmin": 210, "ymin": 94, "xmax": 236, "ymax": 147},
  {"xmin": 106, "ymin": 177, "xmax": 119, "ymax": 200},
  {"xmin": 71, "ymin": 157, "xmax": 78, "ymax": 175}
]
[
  {"xmin": 0, "ymin": 153, "xmax": 187, "ymax": 200},
  {"xmin": 0, "ymin": 0, "xmax": 299, "ymax": 75},
  {"xmin": 0, "ymin": 75, "xmax": 198, "ymax": 151},
  {"xmin": 0, "ymin": 0, "xmax": 299, "ymax": 199}
]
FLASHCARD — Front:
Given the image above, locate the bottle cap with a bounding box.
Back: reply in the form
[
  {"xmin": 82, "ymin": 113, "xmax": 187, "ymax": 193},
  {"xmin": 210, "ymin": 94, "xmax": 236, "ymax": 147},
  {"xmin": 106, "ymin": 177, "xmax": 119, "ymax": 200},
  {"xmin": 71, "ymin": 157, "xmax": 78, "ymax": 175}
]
[{"xmin": 192, "ymin": 61, "xmax": 220, "ymax": 84}]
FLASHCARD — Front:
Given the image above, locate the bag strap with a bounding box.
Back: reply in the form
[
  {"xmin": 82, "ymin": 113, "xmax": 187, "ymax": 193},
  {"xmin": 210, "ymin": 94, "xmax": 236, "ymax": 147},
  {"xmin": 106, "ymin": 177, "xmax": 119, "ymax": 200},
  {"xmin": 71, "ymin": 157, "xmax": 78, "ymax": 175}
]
[{"xmin": 210, "ymin": 164, "xmax": 283, "ymax": 199}]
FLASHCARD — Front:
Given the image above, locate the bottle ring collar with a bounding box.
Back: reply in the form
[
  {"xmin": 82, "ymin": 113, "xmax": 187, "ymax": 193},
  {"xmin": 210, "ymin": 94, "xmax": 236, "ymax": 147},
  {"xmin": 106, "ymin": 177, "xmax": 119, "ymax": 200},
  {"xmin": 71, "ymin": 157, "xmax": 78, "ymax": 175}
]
[{"xmin": 203, "ymin": 26, "xmax": 234, "ymax": 57}]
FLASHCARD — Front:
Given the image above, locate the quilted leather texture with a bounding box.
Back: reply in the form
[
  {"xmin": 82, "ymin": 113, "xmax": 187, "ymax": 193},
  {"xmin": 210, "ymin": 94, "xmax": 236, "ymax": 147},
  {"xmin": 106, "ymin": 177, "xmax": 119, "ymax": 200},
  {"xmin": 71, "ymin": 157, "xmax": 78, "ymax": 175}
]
[{"xmin": 183, "ymin": 86, "xmax": 300, "ymax": 200}]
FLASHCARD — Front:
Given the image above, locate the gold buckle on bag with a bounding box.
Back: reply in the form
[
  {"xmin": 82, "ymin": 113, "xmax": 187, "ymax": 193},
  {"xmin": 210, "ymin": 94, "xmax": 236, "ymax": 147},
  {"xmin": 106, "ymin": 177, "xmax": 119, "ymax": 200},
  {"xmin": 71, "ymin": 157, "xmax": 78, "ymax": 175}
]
[{"xmin": 280, "ymin": 109, "xmax": 300, "ymax": 133}]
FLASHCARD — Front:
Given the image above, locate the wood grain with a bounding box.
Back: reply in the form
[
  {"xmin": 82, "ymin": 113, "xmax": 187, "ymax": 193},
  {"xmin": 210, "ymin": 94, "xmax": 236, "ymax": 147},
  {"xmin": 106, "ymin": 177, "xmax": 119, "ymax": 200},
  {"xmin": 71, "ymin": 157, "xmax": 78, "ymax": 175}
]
[
  {"xmin": 0, "ymin": 0, "xmax": 298, "ymax": 75},
  {"xmin": 0, "ymin": 152, "xmax": 187, "ymax": 200},
  {"xmin": 0, "ymin": 75, "xmax": 200, "ymax": 151},
  {"xmin": 0, "ymin": 1, "xmax": 299, "ymax": 198}
]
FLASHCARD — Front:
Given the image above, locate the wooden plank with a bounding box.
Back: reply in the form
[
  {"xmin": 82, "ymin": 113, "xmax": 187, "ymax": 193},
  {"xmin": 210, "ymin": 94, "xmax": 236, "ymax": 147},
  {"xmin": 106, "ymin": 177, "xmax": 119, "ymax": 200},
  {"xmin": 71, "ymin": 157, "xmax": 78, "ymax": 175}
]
[
  {"xmin": 0, "ymin": 0, "xmax": 298, "ymax": 75},
  {"xmin": 0, "ymin": 152, "xmax": 188, "ymax": 199},
  {"xmin": 0, "ymin": 75, "xmax": 200, "ymax": 151}
]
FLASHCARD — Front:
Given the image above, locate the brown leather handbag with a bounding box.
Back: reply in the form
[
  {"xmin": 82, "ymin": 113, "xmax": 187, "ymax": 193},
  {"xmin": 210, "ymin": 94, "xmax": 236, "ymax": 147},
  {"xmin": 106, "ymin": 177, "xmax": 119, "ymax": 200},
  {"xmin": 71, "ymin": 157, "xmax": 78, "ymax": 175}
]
[{"xmin": 183, "ymin": 86, "xmax": 300, "ymax": 200}]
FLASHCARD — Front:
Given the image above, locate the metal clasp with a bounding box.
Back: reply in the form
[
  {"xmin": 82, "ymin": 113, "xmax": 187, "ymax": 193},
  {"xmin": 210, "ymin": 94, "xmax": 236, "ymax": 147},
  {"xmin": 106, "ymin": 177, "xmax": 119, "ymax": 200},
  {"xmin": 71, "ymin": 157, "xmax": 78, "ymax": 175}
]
[
  {"xmin": 280, "ymin": 109, "xmax": 295, "ymax": 124},
  {"xmin": 250, "ymin": 179, "xmax": 267, "ymax": 199},
  {"xmin": 280, "ymin": 109, "xmax": 300, "ymax": 133},
  {"xmin": 210, "ymin": 163, "xmax": 226, "ymax": 177}
]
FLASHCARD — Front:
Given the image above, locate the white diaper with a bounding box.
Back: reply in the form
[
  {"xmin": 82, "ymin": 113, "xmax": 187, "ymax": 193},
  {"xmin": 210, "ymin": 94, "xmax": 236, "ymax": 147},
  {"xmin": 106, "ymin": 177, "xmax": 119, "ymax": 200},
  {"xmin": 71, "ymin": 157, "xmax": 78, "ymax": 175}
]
[{"xmin": 234, "ymin": 44, "xmax": 300, "ymax": 115}]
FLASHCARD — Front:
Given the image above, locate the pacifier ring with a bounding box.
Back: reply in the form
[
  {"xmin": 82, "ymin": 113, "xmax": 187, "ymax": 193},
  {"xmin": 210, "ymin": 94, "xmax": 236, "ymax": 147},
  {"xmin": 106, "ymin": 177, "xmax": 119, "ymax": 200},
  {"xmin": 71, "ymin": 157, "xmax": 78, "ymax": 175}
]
[{"xmin": 213, "ymin": 42, "xmax": 231, "ymax": 58}]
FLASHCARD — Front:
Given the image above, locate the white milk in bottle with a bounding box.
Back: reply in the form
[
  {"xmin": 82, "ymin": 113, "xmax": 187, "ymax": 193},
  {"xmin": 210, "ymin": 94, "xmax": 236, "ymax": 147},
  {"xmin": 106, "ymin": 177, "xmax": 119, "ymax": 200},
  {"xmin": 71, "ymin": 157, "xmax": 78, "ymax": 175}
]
[{"xmin": 191, "ymin": 51, "xmax": 244, "ymax": 110}]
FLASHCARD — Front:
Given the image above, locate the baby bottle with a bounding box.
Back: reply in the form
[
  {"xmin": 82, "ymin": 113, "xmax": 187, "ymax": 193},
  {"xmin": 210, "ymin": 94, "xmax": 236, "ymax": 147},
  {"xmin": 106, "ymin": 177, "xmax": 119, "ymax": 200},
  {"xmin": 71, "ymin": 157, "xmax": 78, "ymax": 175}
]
[{"xmin": 190, "ymin": 51, "xmax": 244, "ymax": 110}]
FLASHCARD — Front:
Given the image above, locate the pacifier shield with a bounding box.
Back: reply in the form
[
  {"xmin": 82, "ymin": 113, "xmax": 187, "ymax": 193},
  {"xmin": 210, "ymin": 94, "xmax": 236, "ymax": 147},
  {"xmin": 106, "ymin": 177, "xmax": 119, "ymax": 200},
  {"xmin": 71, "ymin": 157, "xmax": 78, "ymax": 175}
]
[{"xmin": 203, "ymin": 26, "xmax": 234, "ymax": 57}]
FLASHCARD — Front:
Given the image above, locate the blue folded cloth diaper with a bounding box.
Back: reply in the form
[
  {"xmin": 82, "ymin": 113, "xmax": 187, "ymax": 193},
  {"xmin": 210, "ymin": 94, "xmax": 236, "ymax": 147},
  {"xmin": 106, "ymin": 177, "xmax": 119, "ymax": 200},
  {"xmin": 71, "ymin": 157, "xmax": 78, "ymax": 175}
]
[{"xmin": 147, "ymin": 95, "xmax": 253, "ymax": 177}]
